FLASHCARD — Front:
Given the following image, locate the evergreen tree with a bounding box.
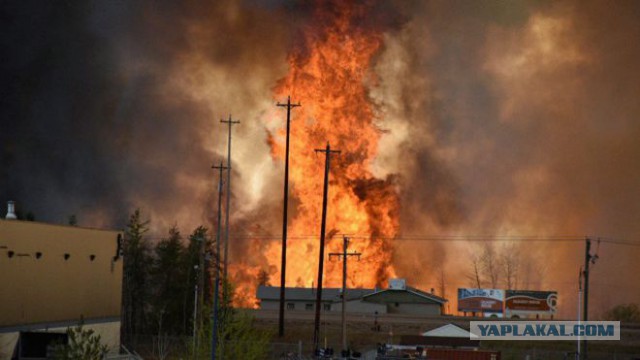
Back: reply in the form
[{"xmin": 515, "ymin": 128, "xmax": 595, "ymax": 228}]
[
  {"xmin": 185, "ymin": 227, "xmax": 213, "ymax": 339},
  {"xmin": 122, "ymin": 209, "xmax": 152, "ymax": 346},
  {"xmin": 151, "ymin": 226, "xmax": 187, "ymax": 335}
]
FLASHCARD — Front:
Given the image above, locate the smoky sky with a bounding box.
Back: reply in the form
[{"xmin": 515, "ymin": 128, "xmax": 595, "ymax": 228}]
[
  {"xmin": 2, "ymin": 0, "xmax": 640, "ymax": 317},
  {"xmin": 1, "ymin": 1, "xmax": 291, "ymax": 228},
  {"xmin": 1, "ymin": 2, "xmax": 129, "ymax": 224}
]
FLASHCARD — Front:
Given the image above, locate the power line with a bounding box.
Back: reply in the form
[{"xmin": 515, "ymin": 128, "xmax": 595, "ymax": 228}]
[
  {"xmin": 599, "ymin": 239, "xmax": 640, "ymax": 247},
  {"xmin": 227, "ymin": 235, "xmax": 586, "ymax": 242},
  {"xmin": 137, "ymin": 234, "xmax": 640, "ymax": 247}
]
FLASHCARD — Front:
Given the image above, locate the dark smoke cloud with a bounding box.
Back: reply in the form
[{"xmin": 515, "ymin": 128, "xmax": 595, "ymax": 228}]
[
  {"xmin": 2, "ymin": 0, "xmax": 639, "ymax": 317},
  {"xmin": 1, "ymin": 2, "xmax": 129, "ymax": 224},
  {"xmin": 1, "ymin": 1, "xmax": 290, "ymax": 230}
]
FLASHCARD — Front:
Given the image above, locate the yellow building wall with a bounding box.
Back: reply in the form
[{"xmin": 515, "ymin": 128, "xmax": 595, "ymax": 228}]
[{"xmin": 0, "ymin": 220, "xmax": 122, "ymax": 327}]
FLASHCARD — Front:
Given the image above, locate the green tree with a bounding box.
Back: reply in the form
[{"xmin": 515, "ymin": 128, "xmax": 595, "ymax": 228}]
[
  {"xmin": 122, "ymin": 209, "xmax": 152, "ymax": 346},
  {"xmin": 604, "ymin": 303, "xmax": 640, "ymax": 323},
  {"xmin": 185, "ymin": 227, "xmax": 214, "ymax": 335},
  {"xmin": 151, "ymin": 225, "xmax": 187, "ymax": 335},
  {"xmin": 219, "ymin": 310, "xmax": 271, "ymax": 360},
  {"xmin": 188, "ymin": 285, "xmax": 271, "ymax": 360},
  {"xmin": 218, "ymin": 282, "xmax": 270, "ymax": 359},
  {"xmin": 52, "ymin": 323, "xmax": 108, "ymax": 360}
]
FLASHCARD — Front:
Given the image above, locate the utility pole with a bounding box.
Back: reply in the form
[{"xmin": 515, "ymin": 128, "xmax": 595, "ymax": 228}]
[
  {"xmin": 277, "ymin": 96, "xmax": 300, "ymax": 337},
  {"xmin": 313, "ymin": 143, "xmax": 340, "ymax": 353},
  {"xmin": 582, "ymin": 237, "xmax": 600, "ymax": 360},
  {"xmin": 577, "ymin": 267, "xmax": 582, "ymax": 360},
  {"xmin": 211, "ymin": 162, "xmax": 228, "ymax": 360},
  {"xmin": 193, "ymin": 266, "xmax": 199, "ymax": 360},
  {"xmin": 220, "ymin": 115, "xmax": 239, "ymax": 300},
  {"xmin": 329, "ymin": 236, "xmax": 361, "ymax": 354}
]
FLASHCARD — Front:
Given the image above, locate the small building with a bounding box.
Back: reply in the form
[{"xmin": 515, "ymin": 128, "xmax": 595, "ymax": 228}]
[
  {"xmin": 400, "ymin": 324, "xmax": 480, "ymax": 349},
  {"xmin": 256, "ymin": 286, "xmax": 381, "ymax": 313},
  {"xmin": 0, "ymin": 205, "xmax": 123, "ymax": 360},
  {"xmin": 361, "ymin": 279, "xmax": 446, "ymax": 316},
  {"xmin": 256, "ymin": 278, "xmax": 447, "ymax": 316},
  {"xmin": 395, "ymin": 324, "xmax": 500, "ymax": 359}
]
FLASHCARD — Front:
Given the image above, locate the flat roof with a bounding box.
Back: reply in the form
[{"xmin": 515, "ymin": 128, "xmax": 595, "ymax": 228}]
[{"xmin": 0, "ymin": 219, "xmax": 121, "ymax": 234}]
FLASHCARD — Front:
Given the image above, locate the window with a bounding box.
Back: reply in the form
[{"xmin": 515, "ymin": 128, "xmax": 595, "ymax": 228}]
[
  {"xmin": 323, "ymin": 303, "xmax": 331, "ymax": 311},
  {"xmin": 287, "ymin": 303, "xmax": 294, "ymax": 310},
  {"xmin": 305, "ymin": 303, "xmax": 313, "ymax": 311}
]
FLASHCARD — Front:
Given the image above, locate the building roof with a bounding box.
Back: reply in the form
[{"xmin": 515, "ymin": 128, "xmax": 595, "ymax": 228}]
[
  {"xmin": 256, "ymin": 285, "xmax": 375, "ymax": 303},
  {"xmin": 399, "ymin": 335, "xmax": 480, "ymax": 348},
  {"xmin": 362, "ymin": 286, "xmax": 447, "ymax": 305},
  {"xmin": 0, "ymin": 218, "xmax": 122, "ymax": 233},
  {"xmin": 421, "ymin": 324, "xmax": 471, "ymax": 338}
]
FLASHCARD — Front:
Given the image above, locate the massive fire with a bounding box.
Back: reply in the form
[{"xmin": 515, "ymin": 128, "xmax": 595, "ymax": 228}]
[{"xmin": 230, "ymin": 1, "xmax": 399, "ymax": 307}]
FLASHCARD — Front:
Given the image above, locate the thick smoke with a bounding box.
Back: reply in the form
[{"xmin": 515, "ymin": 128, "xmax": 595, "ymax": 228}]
[
  {"xmin": 1, "ymin": 1, "xmax": 290, "ymax": 231},
  {"xmin": 2, "ymin": 1, "xmax": 639, "ymax": 317},
  {"xmin": 373, "ymin": 0, "xmax": 640, "ymax": 317}
]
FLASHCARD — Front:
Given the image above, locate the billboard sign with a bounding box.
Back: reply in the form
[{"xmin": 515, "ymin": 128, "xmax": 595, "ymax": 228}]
[
  {"xmin": 505, "ymin": 290, "xmax": 558, "ymax": 317},
  {"xmin": 458, "ymin": 288, "xmax": 504, "ymax": 313}
]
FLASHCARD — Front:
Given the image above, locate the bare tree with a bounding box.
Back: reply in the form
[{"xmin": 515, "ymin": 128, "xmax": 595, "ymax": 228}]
[
  {"xmin": 481, "ymin": 243, "xmax": 500, "ymax": 288},
  {"xmin": 500, "ymin": 242, "xmax": 520, "ymax": 290},
  {"xmin": 438, "ymin": 267, "xmax": 446, "ymax": 299},
  {"xmin": 523, "ymin": 253, "xmax": 545, "ymax": 290},
  {"xmin": 437, "ymin": 267, "xmax": 448, "ymax": 315},
  {"xmin": 153, "ymin": 334, "xmax": 172, "ymax": 360},
  {"xmin": 467, "ymin": 252, "xmax": 484, "ymax": 288},
  {"xmin": 153, "ymin": 306, "xmax": 171, "ymax": 360}
]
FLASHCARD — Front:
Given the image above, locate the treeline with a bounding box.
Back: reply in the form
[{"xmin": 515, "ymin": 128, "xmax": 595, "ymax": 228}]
[
  {"xmin": 121, "ymin": 209, "xmax": 215, "ymax": 344},
  {"xmin": 120, "ymin": 210, "xmax": 271, "ymax": 359}
]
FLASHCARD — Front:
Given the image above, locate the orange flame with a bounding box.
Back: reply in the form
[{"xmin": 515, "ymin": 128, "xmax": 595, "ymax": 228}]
[
  {"xmin": 274, "ymin": 3, "xmax": 398, "ymax": 285},
  {"xmin": 230, "ymin": 1, "xmax": 399, "ymax": 308}
]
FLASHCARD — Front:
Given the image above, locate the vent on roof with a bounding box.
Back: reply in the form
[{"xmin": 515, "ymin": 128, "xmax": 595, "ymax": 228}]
[
  {"xmin": 5, "ymin": 201, "xmax": 17, "ymax": 220},
  {"xmin": 388, "ymin": 278, "xmax": 406, "ymax": 290}
]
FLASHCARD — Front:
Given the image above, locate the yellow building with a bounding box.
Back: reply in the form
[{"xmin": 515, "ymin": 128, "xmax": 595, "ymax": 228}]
[{"xmin": 0, "ymin": 215, "xmax": 123, "ymax": 359}]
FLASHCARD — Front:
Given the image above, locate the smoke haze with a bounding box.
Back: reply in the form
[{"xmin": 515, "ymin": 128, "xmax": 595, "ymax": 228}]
[{"xmin": 1, "ymin": 0, "xmax": 639, "ymax": 317}]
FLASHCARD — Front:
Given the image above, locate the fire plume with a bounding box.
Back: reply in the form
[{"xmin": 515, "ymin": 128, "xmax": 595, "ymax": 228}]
[{"xmin": 263, "ymin": 1, "xmax": 400, "ymax": 293}]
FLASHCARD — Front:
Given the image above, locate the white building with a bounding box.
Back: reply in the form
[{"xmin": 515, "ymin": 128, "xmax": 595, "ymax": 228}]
[{"xmin": 256, "ymin": 279, "xmax": 447, "ymax": 316}]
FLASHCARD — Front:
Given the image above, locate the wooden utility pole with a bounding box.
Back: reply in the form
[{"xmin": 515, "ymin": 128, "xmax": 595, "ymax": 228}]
[
  {"xmin": 277, "ymin": 96, "xmax": 300, "ymax": 337},
  {"xmin": 329, "ymin": 236, "xmax": 361, "ymax": 354},
  {"xmin": 211, "ymin": 162, "xmax": 228, "ymax": 360},
  {"xmin": 577, "ymin": 267, "xmax": 583, "ymax": 359},
  {"xmin": 313, "ymin": 143, "xmax": 340, "ymax": 353},
  {"xmin": 582, "ymin": 238, "xmax": 592, "ymax": 360},
  {"xmin": 220, "ymin": 115, "xmax": 239, "ymax": 296}
]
